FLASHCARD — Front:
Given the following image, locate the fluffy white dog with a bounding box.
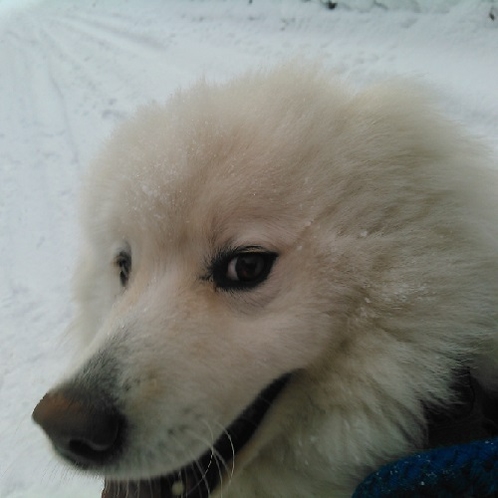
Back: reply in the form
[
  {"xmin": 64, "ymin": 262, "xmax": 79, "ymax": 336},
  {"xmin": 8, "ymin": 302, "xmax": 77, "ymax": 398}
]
[{"xmin": 33, "ymin": 65, "xmax": 498, "ymax": 498}]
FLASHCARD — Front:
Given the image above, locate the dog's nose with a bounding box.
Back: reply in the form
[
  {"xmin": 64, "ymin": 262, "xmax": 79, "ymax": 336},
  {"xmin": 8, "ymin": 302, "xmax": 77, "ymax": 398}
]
[{"xmin": 32, "ymin": 389, "xmax": 123, "ymax": 466}]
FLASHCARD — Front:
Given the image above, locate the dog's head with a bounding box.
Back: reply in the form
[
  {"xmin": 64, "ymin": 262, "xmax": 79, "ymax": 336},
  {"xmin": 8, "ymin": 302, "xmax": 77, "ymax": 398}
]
[
  {"xmin": 33, "ymin": 66, "xmax": 368, "ymax": 495},
  {"xmin": 33, "ymin": 65, "xmax": 497, "ymax": 497}
]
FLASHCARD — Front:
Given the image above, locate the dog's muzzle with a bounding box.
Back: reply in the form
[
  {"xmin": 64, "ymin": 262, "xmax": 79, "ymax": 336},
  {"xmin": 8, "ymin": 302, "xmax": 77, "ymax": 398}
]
[{"xmin": 33, "ymin": 374, "xmax": 292, "ymax": 498}]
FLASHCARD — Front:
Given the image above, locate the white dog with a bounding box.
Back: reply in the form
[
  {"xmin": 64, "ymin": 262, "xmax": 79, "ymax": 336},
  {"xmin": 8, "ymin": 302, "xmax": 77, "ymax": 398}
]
[{"xmin": 33, "ymin": 65, "xmax": 498, "ymax": 498}]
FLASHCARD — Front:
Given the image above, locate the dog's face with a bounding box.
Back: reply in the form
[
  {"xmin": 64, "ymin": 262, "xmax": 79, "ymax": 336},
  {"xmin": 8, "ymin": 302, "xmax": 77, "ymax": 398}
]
[
  {"xmin": 74, "ymin": 116, "xmax": 335, "ymax": 479},
  {"xmin": 33, "ymin": 69, "xmax": 364, "ymax": 493}
]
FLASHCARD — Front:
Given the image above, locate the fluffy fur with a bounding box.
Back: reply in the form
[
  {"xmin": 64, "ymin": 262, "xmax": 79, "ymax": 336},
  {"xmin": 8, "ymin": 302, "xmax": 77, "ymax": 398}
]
[{"xmin": 54, "ymin": 65, "xmax": 498, "ymax": 497}]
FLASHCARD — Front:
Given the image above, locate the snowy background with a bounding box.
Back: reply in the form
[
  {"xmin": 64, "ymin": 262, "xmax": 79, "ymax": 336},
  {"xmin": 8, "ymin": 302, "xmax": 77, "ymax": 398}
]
[{"xmin": 1, "ymin": 0, "xmax": 497, "ymax": 496}]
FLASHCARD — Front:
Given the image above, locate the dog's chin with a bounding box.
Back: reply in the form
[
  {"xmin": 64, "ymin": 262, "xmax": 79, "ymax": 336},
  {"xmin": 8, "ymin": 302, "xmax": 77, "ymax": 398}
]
[{"xmin": 103, "ymin": 373, "xmax": 291, "ymax": 498}]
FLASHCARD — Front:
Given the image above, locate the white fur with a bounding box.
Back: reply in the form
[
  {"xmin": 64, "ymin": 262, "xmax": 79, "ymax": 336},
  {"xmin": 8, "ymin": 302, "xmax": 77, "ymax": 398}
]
[{"xmin": 65, "ymin": 64, "xmax": 497, "ymax": 497}]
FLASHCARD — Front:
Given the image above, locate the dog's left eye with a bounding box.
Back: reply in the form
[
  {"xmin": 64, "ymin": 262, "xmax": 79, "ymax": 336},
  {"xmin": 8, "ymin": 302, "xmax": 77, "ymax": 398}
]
[
  {"xmin": 115, "ymin": 250, "xmax": 131, "ymax": 287},
  {"xmin": 211, "ymin": 249, "xmax": 278, "ymax": 291}
]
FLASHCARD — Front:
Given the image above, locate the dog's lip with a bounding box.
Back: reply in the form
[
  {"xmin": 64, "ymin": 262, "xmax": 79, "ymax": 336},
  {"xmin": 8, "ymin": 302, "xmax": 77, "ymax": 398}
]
[{"xmin": 102, "ymin": 373, "xmax": 292, "ymax": 498}]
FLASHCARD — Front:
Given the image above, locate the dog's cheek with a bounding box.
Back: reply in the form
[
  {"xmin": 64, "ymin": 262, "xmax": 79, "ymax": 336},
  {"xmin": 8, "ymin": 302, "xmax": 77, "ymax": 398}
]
[{"xmin": 248, "ymin": 248, "xmax": 348, "ymax": 369}]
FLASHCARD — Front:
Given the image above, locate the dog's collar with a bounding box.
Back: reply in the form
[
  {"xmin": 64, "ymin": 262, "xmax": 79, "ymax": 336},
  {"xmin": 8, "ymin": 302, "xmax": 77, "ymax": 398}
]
[{"xmin": 426, "ymin": 369, "xmax": 498, "ymax": 449}]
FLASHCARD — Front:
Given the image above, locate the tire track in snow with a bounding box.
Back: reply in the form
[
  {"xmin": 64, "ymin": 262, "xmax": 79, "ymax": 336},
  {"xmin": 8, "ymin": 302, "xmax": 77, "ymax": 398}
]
[
  {"xmin": 38, "ymin": 25, "xmax": 131, "ymax": 123},
  {"xmin": 0, "ymin": 13, "xmax": 78, "ymax": 405},
  {"xmin": 0, "ymin": 12, "xmax": 83, "ymax": 493},
  {"xmin": 1, "ymin": 16, "xmax": 74, "ymax": 287},
  {"xmin": 49, "ymin": 6, "xmax": 262, "ymax": 96},
  {"xmin": 43, "ymin": 16, "xmax": 158, "ymax": 111},
  {"xmin": 58, "ymin": 10, "xmax": 169, "ymax": 54},
  {"xmin": 48, "ymin": 12, "xmax": 202, "ymax": 98}
]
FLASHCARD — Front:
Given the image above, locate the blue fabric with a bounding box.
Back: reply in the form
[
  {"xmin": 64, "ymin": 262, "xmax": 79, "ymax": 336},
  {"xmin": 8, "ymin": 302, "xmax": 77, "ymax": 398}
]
[{"xmin": 353, "ymin": 438, "xmax": 498, "ymax": 497}]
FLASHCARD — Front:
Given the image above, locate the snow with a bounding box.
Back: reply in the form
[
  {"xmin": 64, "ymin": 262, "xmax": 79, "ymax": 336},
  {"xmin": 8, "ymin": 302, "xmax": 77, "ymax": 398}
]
[{"xmin": 0, "ymin": 1, "xmax": 496, "ymax": 496}]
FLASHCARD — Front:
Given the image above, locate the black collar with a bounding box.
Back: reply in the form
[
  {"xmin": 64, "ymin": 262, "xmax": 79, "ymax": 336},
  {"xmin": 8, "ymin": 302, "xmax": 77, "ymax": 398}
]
[{"xmin": 427, "ymin": 370, "xmax": 498, "ymax": 449}]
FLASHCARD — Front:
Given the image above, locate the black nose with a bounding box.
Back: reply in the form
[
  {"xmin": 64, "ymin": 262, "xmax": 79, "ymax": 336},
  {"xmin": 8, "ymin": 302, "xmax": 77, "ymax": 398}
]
[{"xmin": 32, "ymin": 387, "xmax": 124, "ymax": 467}]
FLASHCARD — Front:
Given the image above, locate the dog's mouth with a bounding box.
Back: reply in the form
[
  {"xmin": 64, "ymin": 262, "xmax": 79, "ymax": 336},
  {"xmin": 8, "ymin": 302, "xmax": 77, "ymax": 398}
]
[{"xmin": 102, "ymin": 373, "xmax": 291, "ymax": 498}]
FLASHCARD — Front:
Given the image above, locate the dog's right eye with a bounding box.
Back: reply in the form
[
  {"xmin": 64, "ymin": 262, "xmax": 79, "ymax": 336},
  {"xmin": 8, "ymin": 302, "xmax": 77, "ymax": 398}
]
[
  {"xmin": 115, "ymin": 251, "xmax": 131, "ymax": 287},
  {"xmin": 210, "ymin": 248, "xmax": 278, "ymax": 291}
]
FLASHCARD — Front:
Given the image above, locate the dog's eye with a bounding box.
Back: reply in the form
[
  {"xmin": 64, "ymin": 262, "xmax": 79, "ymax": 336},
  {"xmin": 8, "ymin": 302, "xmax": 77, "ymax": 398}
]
[
  {"xmin": 115, "ymin": 251, "xmax": 131, "ymax": 287},
  {"xmin": 211, "ymin": 249, "xmax": 277, "ymax": 291}
]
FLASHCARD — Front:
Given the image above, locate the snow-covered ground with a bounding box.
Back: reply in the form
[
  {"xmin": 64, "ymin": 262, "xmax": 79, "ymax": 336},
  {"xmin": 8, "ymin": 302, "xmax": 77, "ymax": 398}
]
[{"xmin": 0, "ymin": 1, "xmax": 497, "ymax": 496}]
